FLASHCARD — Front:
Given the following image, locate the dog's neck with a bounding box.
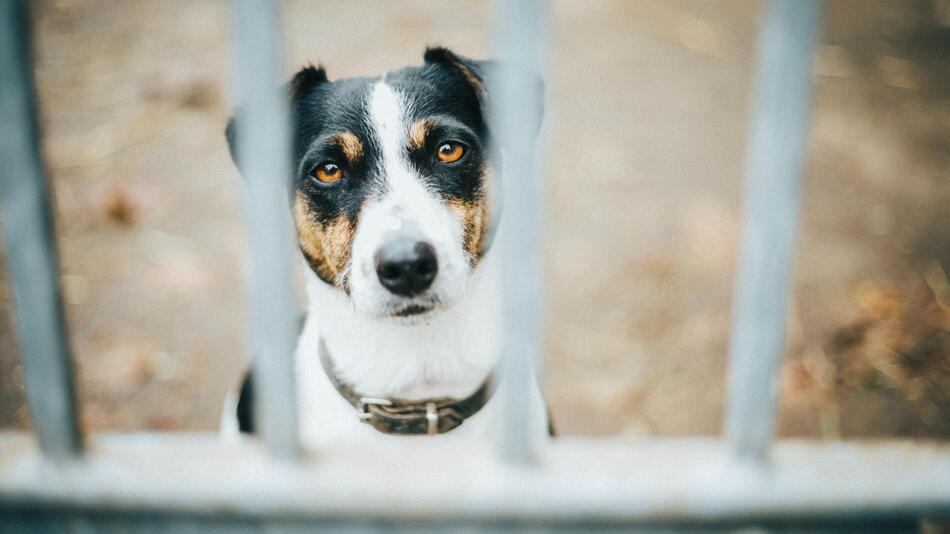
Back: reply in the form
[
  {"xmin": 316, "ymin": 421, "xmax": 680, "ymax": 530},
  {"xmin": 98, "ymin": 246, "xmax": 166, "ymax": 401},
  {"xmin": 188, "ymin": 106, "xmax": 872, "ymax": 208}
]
[{"xmin": 303, "ymin": 247, "xmax": 502, "ymax": 401}]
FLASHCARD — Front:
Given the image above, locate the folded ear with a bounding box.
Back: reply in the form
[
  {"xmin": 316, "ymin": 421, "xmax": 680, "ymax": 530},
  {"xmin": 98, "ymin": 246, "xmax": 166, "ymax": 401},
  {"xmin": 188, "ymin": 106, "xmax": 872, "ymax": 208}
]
[
  {"xmin": 423, "ymin": 47, "xmax": 493, "ymax": 101},
  {"xmin": 423, "ymin": 47, "xmax": 544, "ymax": 138},
  {"xmin": 225, "ymin": 64, "xmax": 329, "ymax": 173}
]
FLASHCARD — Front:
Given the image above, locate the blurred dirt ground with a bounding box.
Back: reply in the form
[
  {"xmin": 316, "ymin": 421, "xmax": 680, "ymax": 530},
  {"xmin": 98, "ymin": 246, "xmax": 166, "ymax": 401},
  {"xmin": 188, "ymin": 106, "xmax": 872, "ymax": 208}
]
[{"xmin": 0, "ymin": 0, "xmax": 947, "ymax": 439}]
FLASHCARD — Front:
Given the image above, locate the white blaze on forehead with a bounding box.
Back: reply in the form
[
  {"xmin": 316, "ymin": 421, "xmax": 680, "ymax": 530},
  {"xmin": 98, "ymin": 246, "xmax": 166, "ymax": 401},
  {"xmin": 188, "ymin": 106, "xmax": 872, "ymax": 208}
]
[
  {"xmin": 364, "ymin": 80, "xmax": 450, "ymax": 238},
  {"xmin": 368, "ymin": 80, "xmax": 407, "ymax": 177}
]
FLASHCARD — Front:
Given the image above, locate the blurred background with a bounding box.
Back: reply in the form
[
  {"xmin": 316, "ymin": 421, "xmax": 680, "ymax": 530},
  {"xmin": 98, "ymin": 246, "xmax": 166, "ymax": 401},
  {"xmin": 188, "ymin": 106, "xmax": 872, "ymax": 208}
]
[{"xmin": 0, "ymin": 0, "xmax": 947, "ymax": 440}]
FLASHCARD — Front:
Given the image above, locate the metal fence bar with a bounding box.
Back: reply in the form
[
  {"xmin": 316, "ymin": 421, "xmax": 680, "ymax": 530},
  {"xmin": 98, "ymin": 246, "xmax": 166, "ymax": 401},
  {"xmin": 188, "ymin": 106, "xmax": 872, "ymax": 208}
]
[
  {"xmin": 231, "ymin": 0, "xmax": 299, "ymax": 460},
  {"xmin": 0, "ymin": 0, "xmax": 83, "ymax": 460},
  {"xmin": 724, "ymin": 0, "xmax": 822, "ymax": 462},
  {"xmin": 493, "ymin": 0, "xmax": 547, "ymax": 465},
  {"xmin": 2, "ymin": 434, "xmax": 948, "ymax": 524}
]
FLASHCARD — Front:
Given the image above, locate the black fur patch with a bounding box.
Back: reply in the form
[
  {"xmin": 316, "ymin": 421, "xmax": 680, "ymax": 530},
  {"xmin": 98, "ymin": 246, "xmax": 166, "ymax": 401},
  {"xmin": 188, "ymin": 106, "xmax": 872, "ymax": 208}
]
[
  {"xmin": 423, "ymin": 46, "xmax": 491, "ymax": 100},
  {"xmin": 236, "ymin": 370, "xmax": 254, "ymax": 434},
  {"xmin": 289, "ymin": 64, "xmax": 328, "ymax": 99}
]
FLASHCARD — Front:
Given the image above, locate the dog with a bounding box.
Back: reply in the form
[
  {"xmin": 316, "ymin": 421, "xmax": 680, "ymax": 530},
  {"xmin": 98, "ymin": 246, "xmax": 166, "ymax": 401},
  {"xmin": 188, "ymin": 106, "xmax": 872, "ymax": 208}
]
[{"xmin": 221, "ymin": 47, "xmax": 550, "ymax": 449}]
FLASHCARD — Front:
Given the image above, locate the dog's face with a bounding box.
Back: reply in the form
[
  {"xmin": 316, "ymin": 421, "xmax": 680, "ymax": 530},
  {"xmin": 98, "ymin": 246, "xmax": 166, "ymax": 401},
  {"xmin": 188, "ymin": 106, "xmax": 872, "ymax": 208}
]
[{"xmin": 228, "ymin": 48, "xmax": 508, "ymax": 321}]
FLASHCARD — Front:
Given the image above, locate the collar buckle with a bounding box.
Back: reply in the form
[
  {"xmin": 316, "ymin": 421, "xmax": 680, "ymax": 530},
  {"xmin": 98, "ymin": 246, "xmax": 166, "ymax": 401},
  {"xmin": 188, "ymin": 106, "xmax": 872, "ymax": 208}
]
[
  {"xmin": 357, "ymin": 397, "xmax": 393, "ymax": 422},
  {"xmin": 321, "ymin": 337, "xmax": 495, "ymax": 435},
  {"xmin": 425, "ymin": 402, "xmax": 438, "ymax": 435}
]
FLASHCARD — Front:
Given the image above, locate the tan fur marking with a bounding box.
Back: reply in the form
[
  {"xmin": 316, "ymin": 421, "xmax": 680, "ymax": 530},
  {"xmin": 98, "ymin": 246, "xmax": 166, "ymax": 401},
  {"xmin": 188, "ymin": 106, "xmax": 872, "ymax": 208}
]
[
  {"xmin": 408, "ymin": 118, "xmax": 436, "ymax": 150},
  {"xmin": 334, "ymin": 132, "xmax": 364, "ymax": 161},
  {"xmin": 293, "ymin": 191, "xmax": 354, "ymax": 286},
  {"xmin": 447, "ymin": 195, "xmax": 490, "ymax": 265},
  {"xmin": 450, "ymin": 60, "xmax": 486, "ymax": 98}
]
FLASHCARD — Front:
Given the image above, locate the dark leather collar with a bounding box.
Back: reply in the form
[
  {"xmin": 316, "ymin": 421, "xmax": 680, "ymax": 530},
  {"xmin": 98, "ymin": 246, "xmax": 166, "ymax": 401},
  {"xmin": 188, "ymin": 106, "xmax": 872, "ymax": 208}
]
[{"xmin": 318, "ymin": 338, "xmax": 496, "ymax": 435}]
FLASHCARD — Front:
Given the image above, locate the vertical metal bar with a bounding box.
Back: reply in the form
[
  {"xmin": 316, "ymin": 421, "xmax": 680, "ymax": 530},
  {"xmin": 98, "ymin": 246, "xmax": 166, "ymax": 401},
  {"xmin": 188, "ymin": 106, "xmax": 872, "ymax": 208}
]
[
  {"xmin": 492, "ymin": 0, "xmax": 547, "ymax": 465},
  {"xmin": 724, "ymin": 0, "xmax": 822, "ymax": 462},
  {"xmin": 0, "ymin": 0, "xmax": 83, "ymax": 459},
  {"xmin": 231, "ymin": 0, "xmax": 298, "ymax": 460}
]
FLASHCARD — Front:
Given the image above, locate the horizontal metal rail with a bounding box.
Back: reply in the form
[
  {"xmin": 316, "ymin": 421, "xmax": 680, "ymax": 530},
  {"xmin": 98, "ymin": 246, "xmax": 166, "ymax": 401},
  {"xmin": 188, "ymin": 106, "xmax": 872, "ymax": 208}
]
[
  {"xmin": 0, "ymin": 433, "xmax": 948, "ymax": 526},
  {"xmin": 0, "ymin": 0, "xmax": 83, "ymax": 460}
]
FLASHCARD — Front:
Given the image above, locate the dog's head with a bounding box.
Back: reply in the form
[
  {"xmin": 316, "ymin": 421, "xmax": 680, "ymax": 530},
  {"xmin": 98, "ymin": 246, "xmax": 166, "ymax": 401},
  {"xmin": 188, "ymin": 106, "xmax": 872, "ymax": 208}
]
[{"xmin": 227, "ymin": 48, "xmax": 539, "ymax": 321}]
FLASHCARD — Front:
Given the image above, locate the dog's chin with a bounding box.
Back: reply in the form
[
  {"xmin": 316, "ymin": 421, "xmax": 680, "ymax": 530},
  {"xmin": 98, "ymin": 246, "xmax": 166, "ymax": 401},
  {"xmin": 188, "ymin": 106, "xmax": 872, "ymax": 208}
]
[
  {"xmin": 353, "ymin": 295, "xmax": 455, "ymax": 325},
  {"xmin": 386, "ymin": 304, "xmax": 440, "ymax": 325},
  {"xmin": 349, "ymin": 273, "xmax": 470, "ymax": 324},
  {"xmin": 393, "ymin": 304, "xmax": 435, "ymax": 318}
]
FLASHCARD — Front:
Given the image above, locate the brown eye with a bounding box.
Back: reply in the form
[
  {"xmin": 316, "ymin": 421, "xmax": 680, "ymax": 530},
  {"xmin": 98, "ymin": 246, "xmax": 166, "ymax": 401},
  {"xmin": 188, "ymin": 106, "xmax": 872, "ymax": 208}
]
[
  {"xmin": 313, "ymin": 162, "xmax": 344, "ymax": 184},
  {"xmin": 436, "ymin": 142, "xmax": 465, "ymax": 164}
]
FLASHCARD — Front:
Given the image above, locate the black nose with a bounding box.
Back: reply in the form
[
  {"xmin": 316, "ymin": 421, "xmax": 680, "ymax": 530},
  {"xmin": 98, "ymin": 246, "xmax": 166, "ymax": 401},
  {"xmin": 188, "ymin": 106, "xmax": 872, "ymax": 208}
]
[{"xmin": 375, "ymin": 240, "xmax": 438, "ymax": 297}]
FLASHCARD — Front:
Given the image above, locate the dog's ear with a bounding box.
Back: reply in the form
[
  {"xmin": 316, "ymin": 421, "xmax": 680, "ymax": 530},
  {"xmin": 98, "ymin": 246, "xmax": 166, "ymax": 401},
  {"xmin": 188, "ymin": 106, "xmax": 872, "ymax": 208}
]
[
  {"xmin": 287, "ymin": 64, "xmax": 329, "ymax": 101},
  {"xmin": 225, "ymin": 64, "xmax": 329, "ymax": 172},
  {"xmin": 423, "ymin": 47, "xmax": 493, "ymax": 102},
  {"xmin": 423, "ymin": 47, "xmax": 544, "ymax": 138}
]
